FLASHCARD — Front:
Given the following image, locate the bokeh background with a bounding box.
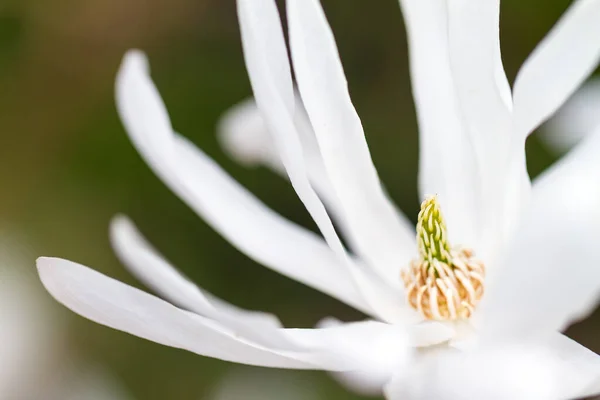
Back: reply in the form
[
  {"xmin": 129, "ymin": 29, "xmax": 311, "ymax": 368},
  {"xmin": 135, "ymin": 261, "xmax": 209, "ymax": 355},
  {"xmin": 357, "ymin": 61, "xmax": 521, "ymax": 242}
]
[{"xmin": 0, "ymin": 0, "xmax": 598, "ymax": 398}]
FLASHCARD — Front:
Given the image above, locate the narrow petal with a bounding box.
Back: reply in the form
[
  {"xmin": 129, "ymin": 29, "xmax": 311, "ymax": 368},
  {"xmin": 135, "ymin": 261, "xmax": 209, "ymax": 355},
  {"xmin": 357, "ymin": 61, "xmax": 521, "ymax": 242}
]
[
  {"xmin": 237, "ymin": 0, "xmax": 409, "ymax": 322},
  {"xmin": 176, "ymin": 134, "xmax": 415, "ymax": 324},
  {"xmin": 385, "ymin": 343, "xmax": 567, "ymax": 400},
  {"xmin": 513, "ymin": 0, "xmax": 600, "ymax": 138},
  {"xmin": 218, "ymin": 97, "xmax": 359, "ymax": 252},
  {"xmin": 110, "ymin": 215, "xmax": 300, "ymax": 350},
  {"xmin": 115, "ymin": 50, "xmax": 373, "ymax": 315},
  {"xmin": 446, "ymin": 0, "xmax": 529, "ymax": 258},
  {"xmin": 287, "ymin": 0, "xmax": 416, "ymax": 285},
  {"xmin": 398, "ymin": 0, "xmax": 480, "ymax": 247},
  {"xmin": 37, "ymin": 257, "xmax": 342, "ymax": 370},
  {"xmin": 542, "ymin": 78, "xmax": 600, "ymax": 153},
  {"xmin": 218, "ymin": 98, "xmax": 341, "ymax": 224},
  {"xmin": 481, "ymin": 125, "xmax": 600, "ymax": 337}
]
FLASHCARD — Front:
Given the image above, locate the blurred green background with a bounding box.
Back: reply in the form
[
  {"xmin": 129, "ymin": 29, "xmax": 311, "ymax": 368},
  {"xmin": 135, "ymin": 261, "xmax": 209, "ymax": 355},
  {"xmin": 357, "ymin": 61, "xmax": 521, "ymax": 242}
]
[{"xmin": 0, "ymin": 0, "xmax": 597, "ymax": 398}]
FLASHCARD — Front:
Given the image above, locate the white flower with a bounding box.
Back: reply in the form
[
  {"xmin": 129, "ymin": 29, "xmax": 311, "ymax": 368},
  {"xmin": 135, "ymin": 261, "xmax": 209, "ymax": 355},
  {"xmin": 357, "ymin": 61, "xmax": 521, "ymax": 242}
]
[{"xmin": 37, "ymin": 0, "xmax": 600, "ymax": 398}]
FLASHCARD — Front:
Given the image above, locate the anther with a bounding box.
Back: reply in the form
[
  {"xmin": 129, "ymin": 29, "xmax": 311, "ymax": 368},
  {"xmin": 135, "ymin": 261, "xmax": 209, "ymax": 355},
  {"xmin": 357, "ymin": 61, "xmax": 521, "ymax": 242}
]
[{"xmin": 401, "ymin": 196, "xmax": 485, "ymax": 321}]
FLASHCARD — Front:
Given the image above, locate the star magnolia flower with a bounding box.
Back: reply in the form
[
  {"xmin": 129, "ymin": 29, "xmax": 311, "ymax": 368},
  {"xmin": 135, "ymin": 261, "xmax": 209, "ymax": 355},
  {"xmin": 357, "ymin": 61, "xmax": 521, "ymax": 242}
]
[{"xmin": 37, "ymin": 0, "xmax": 600, "ymax": 398}]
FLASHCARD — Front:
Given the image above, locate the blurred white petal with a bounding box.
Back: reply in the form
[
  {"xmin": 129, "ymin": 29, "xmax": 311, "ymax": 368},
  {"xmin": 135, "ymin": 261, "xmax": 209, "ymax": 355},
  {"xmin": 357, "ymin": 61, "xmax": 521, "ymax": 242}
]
[
  {"xmin": 0, "ymin": 266, "xmax": 63, "ymax": 398},
  {"xmin": 115, "ymin": 51, "xmax": 372, "ymax": 314},
  {"xmin": 541, "ymin": 78, "xmax": 600, "ymax": 153},
  {"xmin": 37, "ymin": 257, "xmax": 345, "ymax": 370},
  {"xmin": 513, "ymin": 0, "xmax": 600, "ymax": 138},
  {"xmin": 218, "ymin": 98, "xmax": 348, "ymax": 241},
  {"xmin": 110, "ymin": 215, "xmax": 299, "ymax": 350},
  {"xmin": 385, "ymin": 344, "xmax": 565, "ymax": 400},
  {"xmin": 288, "ymin": 0, "xmax": 416, "ymax": 286},
  {"xmin": 481, "ymin": 126, "xmax": 600, "ymax": 337},
  {"xmin": 398, "ymin": 0, "xmax": 480, "ymax": 248},
  {"xmin": 541, "ymin": 333, "xmax": 600, "ymax": 398}
]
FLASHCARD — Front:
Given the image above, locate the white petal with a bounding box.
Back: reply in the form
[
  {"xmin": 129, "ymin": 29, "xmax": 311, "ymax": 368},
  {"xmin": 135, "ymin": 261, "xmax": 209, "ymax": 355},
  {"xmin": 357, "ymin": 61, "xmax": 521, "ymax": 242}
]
[
  {"xmin": 218, "ymin": 97, "xmax": 344, "ymax": 232},
  {"xmin": 398, "ymin": 0, "xmax": 480, "ymax": 247},
  {"xmin": 481, "ymin": 126, "xmax": 600, "ymax": 337},
  {"xmin": 115, "ymin": 50, "xmax": 372, "ymax": 315},
  {"xmin": 308, "ymin": 317, "xmax": 451, "ymax": 396},
  {"xmin": 176, "ymin": 134, "xmax": 414, "ymax": 324},
  {"xmin": 217, "ymin": 98, "xmax": 281, "ymax": 170},
  {"xmin": 541, "ymin": 78, "xmax": 600, "ymax": 153},
  {"xmin": 238, "ymin": 0, "xmax": 409, "ymax": 323},
  {"xmin": 513, "ymin": 0, "xmax": 600, "ymax": 138},
  {"xmin": 110, "ymin": 215, "xmax": 300, "ymax": 350},
  {"xmin": 541, "ymin": 333, "xmax": 600, "ymax": 398},
  {"xmin": 446, "ymin": 0, "xmax": 529, "ymax": 259},
  {"xmin": 37, "ymin": 257, "xmax": 342, "ymax": 370},
  {"xmin": 287, "ymin": 0, "xmax": 416, "ymax": 285},
  {"xmin": 384, "ymin": 343, "xmax": 566, "ymax": 400},
  {"xmin": 286, "ymin": 318, "xmax": 412, "ymax": 396}
]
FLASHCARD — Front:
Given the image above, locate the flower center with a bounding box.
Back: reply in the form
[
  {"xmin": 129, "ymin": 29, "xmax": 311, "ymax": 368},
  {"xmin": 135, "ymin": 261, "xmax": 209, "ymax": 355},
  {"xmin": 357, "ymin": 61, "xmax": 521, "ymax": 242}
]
[{"xmin": 401, "ymin": 196, "xmax": 485, "ymax": 321}]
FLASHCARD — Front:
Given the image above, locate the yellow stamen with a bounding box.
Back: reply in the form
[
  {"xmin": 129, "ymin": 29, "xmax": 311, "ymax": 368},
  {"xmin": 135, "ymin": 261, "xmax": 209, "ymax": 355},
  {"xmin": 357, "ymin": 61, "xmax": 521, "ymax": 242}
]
[{"xmin": 402, "ymin": 196, "xmax": 485, "ymax": 321}]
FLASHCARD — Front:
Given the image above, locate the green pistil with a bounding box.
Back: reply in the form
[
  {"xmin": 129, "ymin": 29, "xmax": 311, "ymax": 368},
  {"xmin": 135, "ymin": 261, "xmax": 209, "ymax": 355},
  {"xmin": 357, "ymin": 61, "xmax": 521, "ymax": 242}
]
[{"xmin": 417, "ymin": 195, "xmax": 451, "ymax": 265}]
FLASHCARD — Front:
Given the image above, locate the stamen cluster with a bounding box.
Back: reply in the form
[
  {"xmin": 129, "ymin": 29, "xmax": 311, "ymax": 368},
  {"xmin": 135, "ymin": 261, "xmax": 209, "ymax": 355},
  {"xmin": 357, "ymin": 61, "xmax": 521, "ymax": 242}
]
[{"xmin": 402, "ymin": 196, "xmax": 485, "ymax": 320}]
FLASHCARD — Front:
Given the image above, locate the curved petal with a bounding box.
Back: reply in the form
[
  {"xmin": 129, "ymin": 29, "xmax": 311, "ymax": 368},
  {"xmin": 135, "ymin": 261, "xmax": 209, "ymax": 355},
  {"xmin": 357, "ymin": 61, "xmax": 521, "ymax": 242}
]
[
  {"xmin": 398, "ymin": 0, "xmax": 480, "ymax": 248},
  {"xmin": 541, "ymin": 78, "xmax": 600, "ymax": 153},
  {"xmin": 446, "ymin": 0, "xmax": 529, "ymax": 259},
  {"xmin": 287, "ymin": 0, "xmax": 416, "ymax": 285},
  {"xmin": 37, "ymin": 257, "xmax": 344, "ymax": 370},
  {"xmin": 115, "ymin": 50, "xmax": 372, "ymax": 315},
  {"xmin": 285, "ymin": 319, "xmax": 412, "ymax": 396},
  {"xmin": 110, "ymin": 215, "xmax": 299, "ymax": 350},
  {"xmin": 384, "ymin": 343, "xmax": 569, "ymax": 400},
  {"xmin": 513, "ymin": 0, "xmax": 600, "ymax": 139},
  {"xmin": 238, "ymin": 0, "xmax": 413, "ymax": 323},
  {"xmin": 218, "ymin": 98, "xmax": 343, "ymax": 228},
  {"xmin": 481, "ymin": 125, "xmax": 600, "ymax": 337},
  {"xmin": 177, "ymin": 134, "xmax": 414, "ymax": 324}
]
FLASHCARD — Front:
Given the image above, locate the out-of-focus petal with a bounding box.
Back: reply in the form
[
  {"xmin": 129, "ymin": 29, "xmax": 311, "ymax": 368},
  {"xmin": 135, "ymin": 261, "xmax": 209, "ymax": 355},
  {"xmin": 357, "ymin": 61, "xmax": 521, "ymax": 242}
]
[
  {"xmin": 513, "ymin": 0, "xmax": 600, "ymax": 139},
  {"xmin": 110, "ymin": 215, "xmax": 300, "ymax": 350},
  {"xmin": 446, "ymin": 0, "xmax": 530, "ymax": 260},
  {"xmin": 541, "ymin": 78, "xmax": 600, "ymax": 153},
  {"xmin": 540, "ymin": 333, "xmax": 600, "ymax": 398},
  {"xmin": 398, "ymin": 0, "xmax": 480, "ymax": 248},
  {"xmin": 481, "ymin": 125, "xmax": 600, "ymax": 337},
  {"xmin": 287, "ymin": 0, "xmax": 416, "ymax": 286},
  {"xmin": 115, "ymin": 50, "xmax": 373, "ymax": 315},
  {"xmin": 37, "ymin": 257, "xmax": 346, "ymax": 371},
  {"xmin": 307, "ymin": 317, "xmax": 451, "ymax": 397},
  {"xmin": 217, "ymin": 98, "xmax": 345, "ymax": 233},
  {"xmin": 384, "ymin": 343, "xmax": 564, "ymax": 400},
  {"xmin": 286, "ymin": 318, "xmax": 411, "ymax": 396}
]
